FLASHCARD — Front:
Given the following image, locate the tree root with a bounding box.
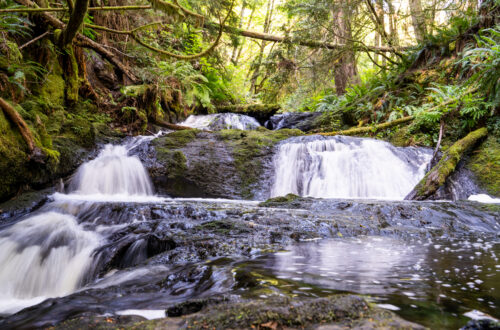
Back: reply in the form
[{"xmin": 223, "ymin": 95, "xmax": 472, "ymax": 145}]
[{"xmin": 0, "ymin": 97, "xmax": 45, "ymax": 163}]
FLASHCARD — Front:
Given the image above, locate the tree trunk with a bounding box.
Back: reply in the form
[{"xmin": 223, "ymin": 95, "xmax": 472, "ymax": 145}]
[
  {"xmin": 249, "ymin": 0, "xmax": 274, "ymax": 94},
  {"xmin": 409, "ymin": 0, "xmax": 426, "ymax": 42},
  {"xmin": 387, "ymin": 0, "xmax": 399, "ymax": 46},
  {"xmin": 333, "ymin": 5, "xmax": 360, "ymax": 95},
  {"xmin": 0, "ymin": 98, "xmax": 45, "ymax": 163},
  {"xmin": 233, "ymin": 4, "xmax": 256, "ymax": 65},
  {"xmin": 59, "ymin": 0, "xmax": 89, "ymax": 47},
  {"xmin": 230, "ymin": 0, "xmax": 247, "ymax": 64},
  {"xmin": 405, "ymin": 127, "xmax": 488, "ymax": 200}
]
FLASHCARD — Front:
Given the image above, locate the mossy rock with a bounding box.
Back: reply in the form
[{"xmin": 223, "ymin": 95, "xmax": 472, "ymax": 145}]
[
  {"xmin": 467, "ymin": 136, "xmax": 500, "ymax": 196},
  {"xmin": 259, "ymin": 193, "xmax": 306, "ymax": 208},
  {"xmin": 0, "ymin": 109, "xmax": 31, "ymax": 200},
  {"xmin": 153, "ymin": 129, "xmax": 199, "ymax": 150},
  {"xmin": 150, "ymin": 128, "xmax": 303, "ymax": 199},
  {"xmin": 217, "ymin": 128, "xmax": 303, "ymax": 198}
]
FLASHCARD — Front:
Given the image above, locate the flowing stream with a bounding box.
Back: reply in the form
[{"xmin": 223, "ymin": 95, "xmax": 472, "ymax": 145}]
[
  {"xmin": 179, "ymin": 113, "xmax": 261, "ymax": 130},
  {"xmin": 0, "ymin": 128, "xmax": 498, "ymax": 329},
  {"xmin": 0, "ymin": 139, "xmax": 157, "ymax": 315},
  {"xmin": 271, "ymin": 135, "xmax": 432, "ymax": 199}
]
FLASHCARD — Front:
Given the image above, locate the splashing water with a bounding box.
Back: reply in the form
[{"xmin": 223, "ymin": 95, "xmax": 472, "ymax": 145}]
[
  {"xmin": 179, "ymin": 113, "xmax": 261, "ymax": 130},
  {"xmin": 0, "ymin": 212, "xmax": 101, "ymax": 314},
  {"xmin": 271, "ymin": 135, "xmax": 432, "ymax": 200}
]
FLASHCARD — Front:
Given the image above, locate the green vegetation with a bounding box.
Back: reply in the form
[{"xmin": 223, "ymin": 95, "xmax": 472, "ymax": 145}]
[{"xmin": 1, "ymin": 0, "xmax": 499, "ymax": 200}]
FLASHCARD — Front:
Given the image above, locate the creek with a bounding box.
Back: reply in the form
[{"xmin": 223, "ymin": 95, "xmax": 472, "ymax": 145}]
[{"xmin": 0, "ymin": 114, "xmax": 498, "ymax": 329}]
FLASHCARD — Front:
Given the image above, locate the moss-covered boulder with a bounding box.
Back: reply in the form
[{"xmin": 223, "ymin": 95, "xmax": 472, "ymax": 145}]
[
  {"xmin": 147, "ymin": 128, "xmax": 303, "ymax": 199},
  {"xmin": 466, "ymin": 136, "xmax": 500, "ymax": 197},
  {"xmin": 64, "ymin": 295, "xmax": 424, "ymax": 329}
]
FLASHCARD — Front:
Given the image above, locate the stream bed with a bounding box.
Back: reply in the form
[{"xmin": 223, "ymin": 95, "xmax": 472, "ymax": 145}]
[{"xmin": 0, "ymin": 123, "xmax": 498, "ymax": 329}]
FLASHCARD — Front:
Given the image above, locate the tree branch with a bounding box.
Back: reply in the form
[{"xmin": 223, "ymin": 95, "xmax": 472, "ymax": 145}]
[
  {"xmin": 2, "ymin": 5, "xmax": 411, "ymax": 53},
  {"xmin": 59, "ymin": 0, "xmax": 89, "ymax": 47}
]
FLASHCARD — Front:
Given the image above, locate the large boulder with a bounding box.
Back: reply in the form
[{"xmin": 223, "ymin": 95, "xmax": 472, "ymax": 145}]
[
  {"xmin": 265, "ymin": 112, "xmax": 323, "ymax": 131},
  {"xmin": 140, "ymin": 128, "xmax": 303, "ymax": 199}
]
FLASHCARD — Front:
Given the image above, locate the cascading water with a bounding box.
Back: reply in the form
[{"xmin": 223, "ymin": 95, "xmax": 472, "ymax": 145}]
[
  {"xmin": 271, "ymin": 135, "xmax": 432, "ymax": 200},
  {"xmin": 0, "ymin": 138, "xmax": 157, "ymax": 315},
  {"xmin": 0, "ymin": 212, "xmax": 101, "ymax": 314},
  {"xmin": 70, "ymin": 144, "xmax": 154, "ymax": 196},
  {"xmin": 180, "ymin": 113, "xmax": 261, "ymax": 130}
]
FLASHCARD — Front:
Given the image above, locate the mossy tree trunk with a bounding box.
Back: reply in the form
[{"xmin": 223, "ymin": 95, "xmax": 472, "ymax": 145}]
[
  {"xmin": 318, "ymin": 115, "xmax": 414, "ymax": 136},
  {"xmin": 405, "ymin": 127, "xmax": 488, "ymax": 200},
  {"xmin": 56, "ymin": 0, "xmax": 89, "ymax": 104}
]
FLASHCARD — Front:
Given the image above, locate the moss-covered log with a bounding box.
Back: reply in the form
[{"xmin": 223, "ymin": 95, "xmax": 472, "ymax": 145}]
[
  {"xmin": 216, "ymin": 104, "xmax": 281, "ymax": 124},
  {"xmin": 405, "ymin": 127, "xmax": 488, "ymax": 200},
  {"xmin": 319, "ymin": 115, "xmax": 414, "ymax": 136}
]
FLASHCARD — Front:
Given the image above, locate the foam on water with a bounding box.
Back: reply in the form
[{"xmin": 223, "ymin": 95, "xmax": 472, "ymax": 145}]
[{"xmin": 468, "ymin": 194, "xmax": 500, "ymax": 204}]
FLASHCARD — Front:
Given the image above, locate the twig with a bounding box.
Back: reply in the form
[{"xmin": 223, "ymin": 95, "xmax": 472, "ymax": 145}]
[
  {"xmin": 428, "ymin": 119, "xmax": 444, "ymax": 171},
  {"xmin": 19, "ymin": 31, "xmax": 50, "ymax": 49}
]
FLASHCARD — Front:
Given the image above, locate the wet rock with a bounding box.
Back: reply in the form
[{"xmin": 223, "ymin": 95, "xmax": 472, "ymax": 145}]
[
  {"xmin": 0, "ymin": 188, "xmax": 52, "ymax": 224},
  {"xmin": 460, "ymin": 319, "xmax": 500, "ymax": 330},
  {"xmin": 141, "ymin": 128, "xmax": 303, "ymax": 199},
  {"xmin": 265, "ymin": 112, "xmax": 323, "ymax": 131}
]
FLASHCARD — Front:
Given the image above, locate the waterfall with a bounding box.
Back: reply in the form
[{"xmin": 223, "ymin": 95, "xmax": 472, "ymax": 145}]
[
  {"xmin": 271, "ymin": 135, "xmax": 432, "ymax": 200},
  {"xmin": 70, "ymin": 144, "xmax": 154, "ymax": 196},
  {"xmin": 0, "ymin": 137, "xmax": 158, "ymax": 315},
  {"xmin": 179, "ymin": 113, "xmax": 261, "ymax": 130},
  {"xmin": 0, "ymin": 212, "xmax": 101, "ymax": 314}
]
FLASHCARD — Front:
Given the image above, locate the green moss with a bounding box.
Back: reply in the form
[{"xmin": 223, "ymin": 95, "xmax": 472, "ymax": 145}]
[
  {"xmin": 409, "ymin": 127, "xmax": 488, "ymax": 200},
  {"xmin": 467, "ymin": 136, "xmax": 500, "ymax": 196},
  {"xmin": 0, "ymin": 109, "xmax": 30, "ymax": 199},
  {"xmin": 186, "ymin": 295, "xmax": 369, "ymax": 329},
  {"xmin": 217, "ymin": 128, "xmax": 303, "ymax": 198},
  {"xmin": 63, "ymin": 46, "xmax": 80, "ymax": 104},
  {"xmin": 259, "ymin": 193, "xmax": 302, "ymax": 207},
  {"xmin": 35, "ymin": 41, "xmax": 65, "ymax": 108},
  {"xmin": 153, "ymin": 129, "xmax": 199, "ymax": 150}
]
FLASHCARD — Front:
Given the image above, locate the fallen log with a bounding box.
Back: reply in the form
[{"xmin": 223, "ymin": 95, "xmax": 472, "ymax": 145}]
[
  {"xmin": 154, "ymin": 119, "xmax": 192, "ymax": 131},
  {"xmin": 217, "ymin": 104, "xmax": 281, "ymax": 124},
  {"xmin": 405, "ymin": 127, "xmax": 488, "ymax": 200},
  {"xmin": 0, "ymin": 98, "xmax": 45, "ymax": 163},
  {"xmin": 318, "ymin": 115, "xmax": 414, "ymax": 136}
]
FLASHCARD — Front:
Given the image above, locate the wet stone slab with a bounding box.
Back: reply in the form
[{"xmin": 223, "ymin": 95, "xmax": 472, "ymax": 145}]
[{"xmin": 0, "ymin": 196, "xmax": 498, "ymax": 329}]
